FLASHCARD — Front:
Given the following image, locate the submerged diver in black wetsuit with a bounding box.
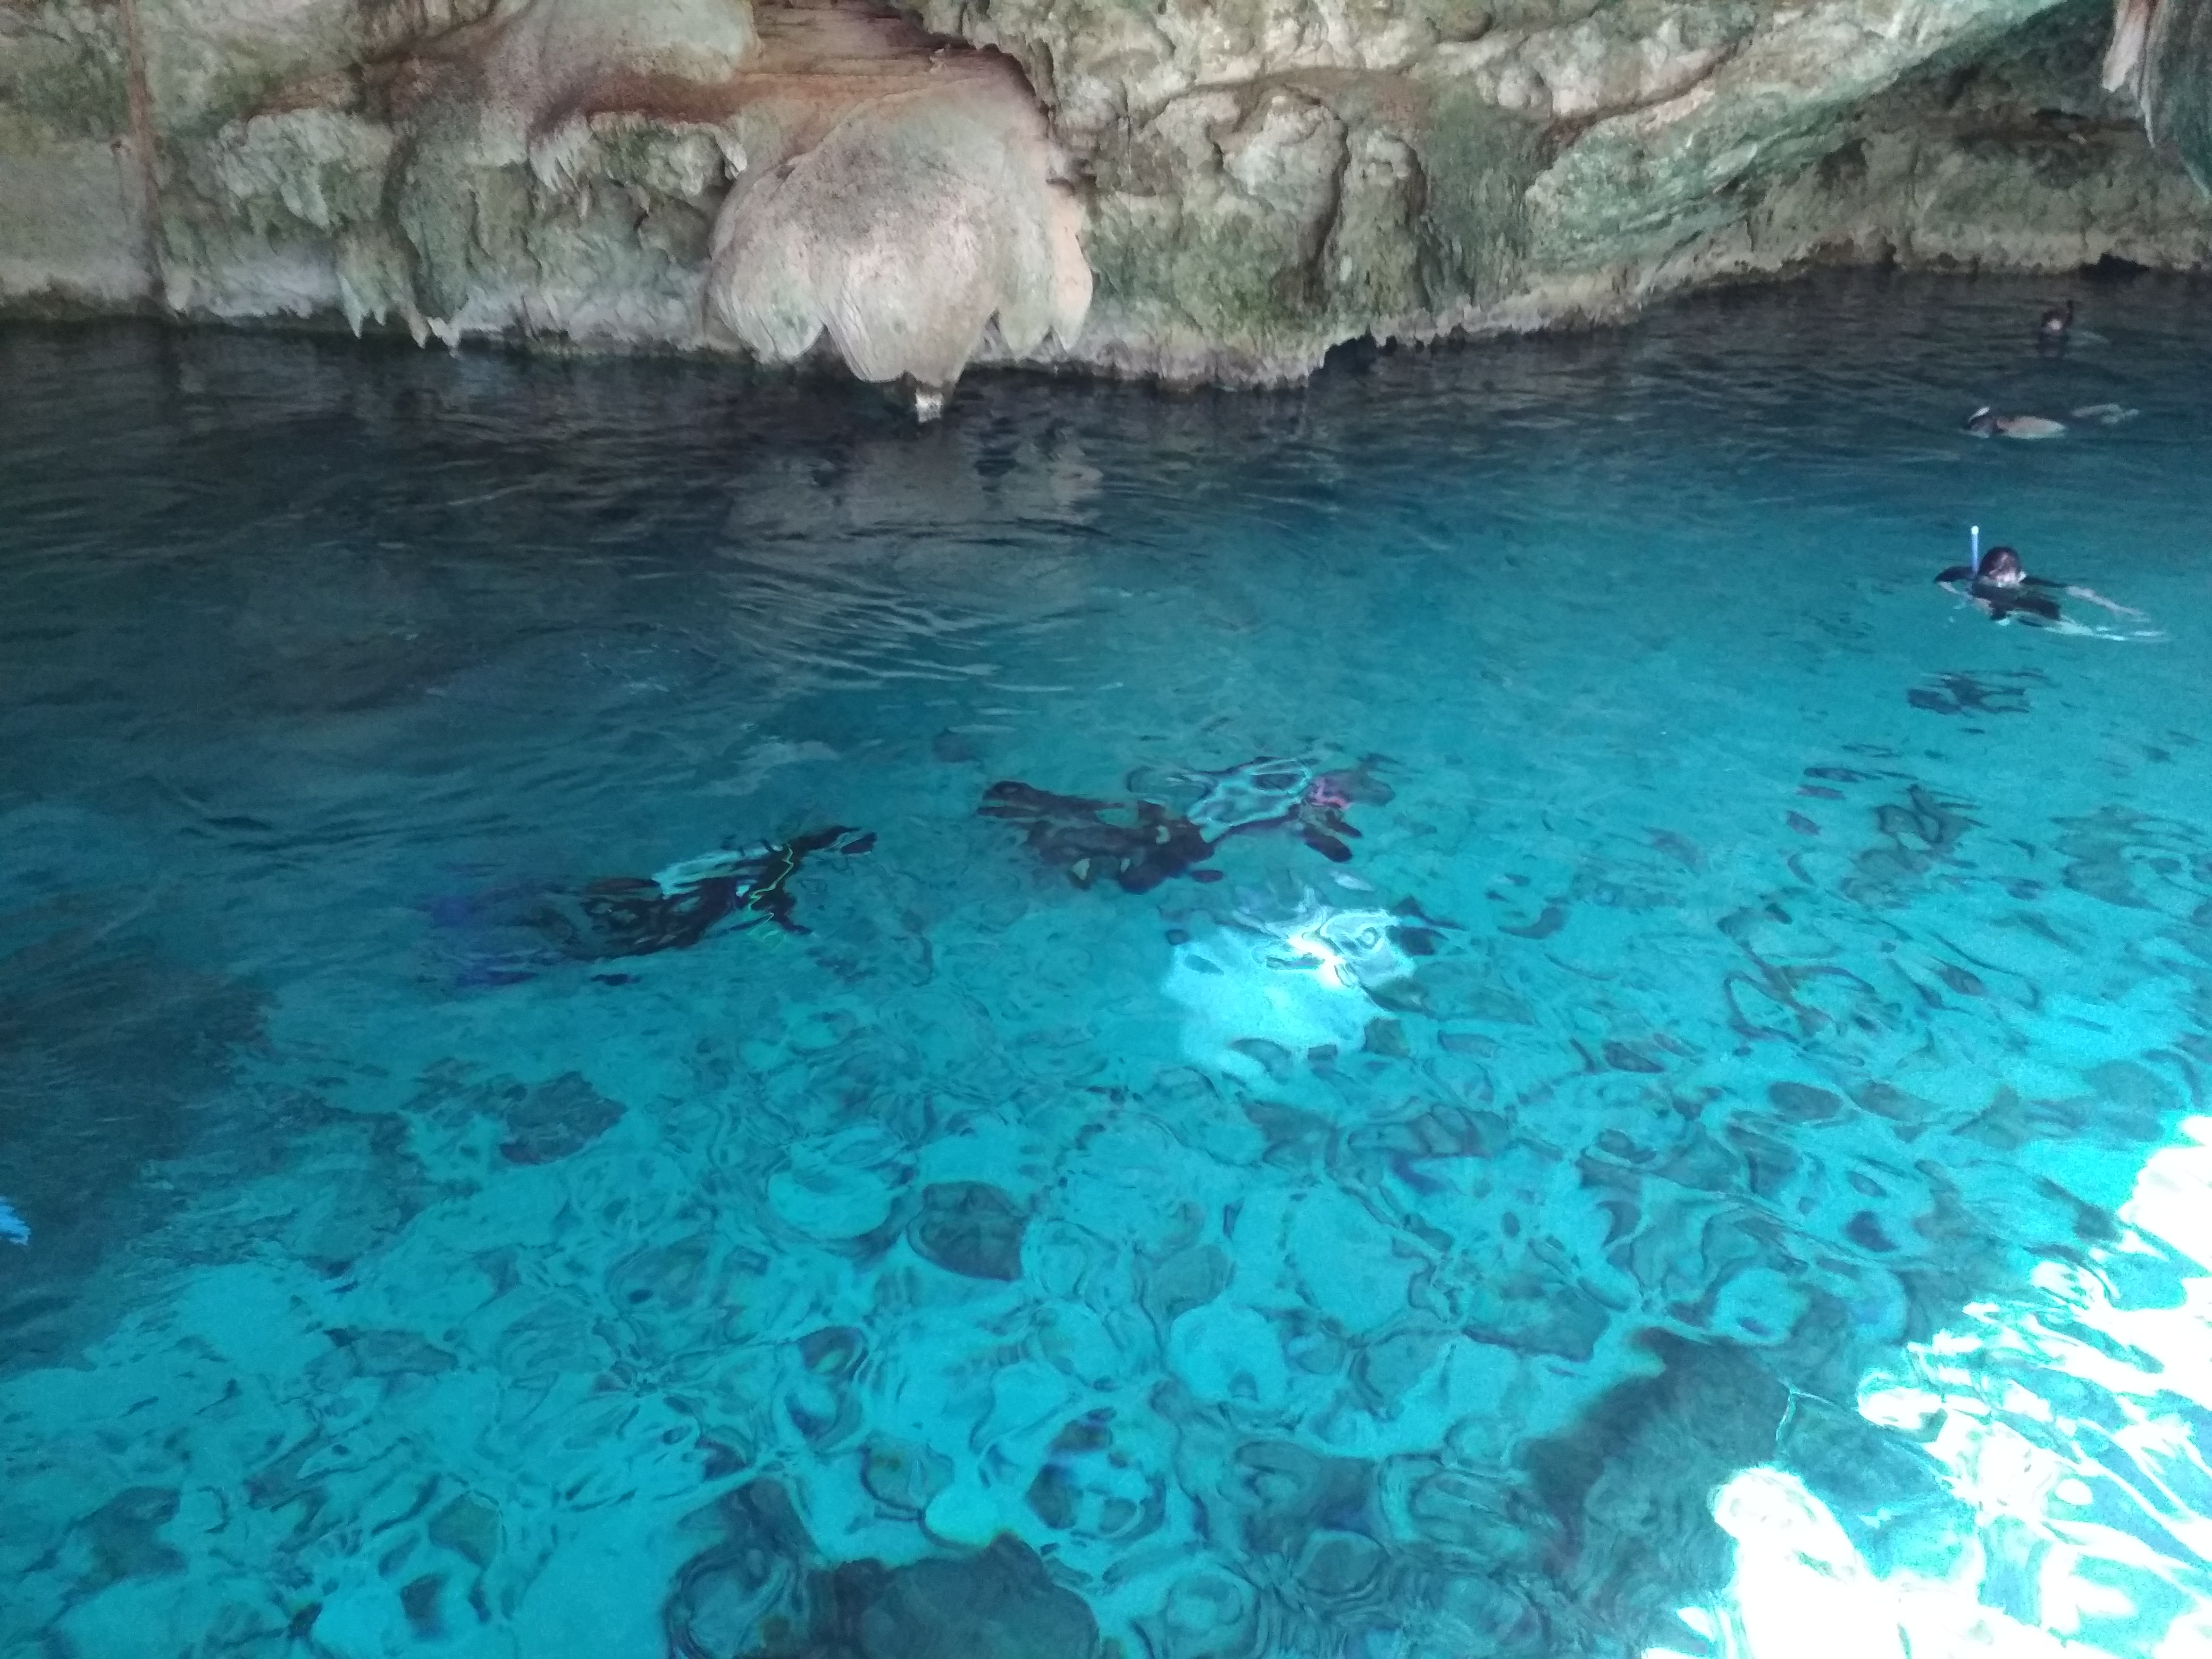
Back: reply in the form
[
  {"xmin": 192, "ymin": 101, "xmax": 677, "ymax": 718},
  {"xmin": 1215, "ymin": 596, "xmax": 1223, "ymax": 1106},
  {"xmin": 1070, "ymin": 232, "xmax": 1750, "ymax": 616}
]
[{"xmin": 1935, "ymin": 544, "xmax": 2141, "ymax": 629}]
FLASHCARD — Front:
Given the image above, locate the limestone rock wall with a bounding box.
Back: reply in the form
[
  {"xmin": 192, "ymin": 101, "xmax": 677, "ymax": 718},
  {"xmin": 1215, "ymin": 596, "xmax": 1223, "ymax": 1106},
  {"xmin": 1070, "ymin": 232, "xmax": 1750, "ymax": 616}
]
[
  {"xmin": 2105, "ymin": 0, "xmax": 2212, "ymax": 191},
  {"xmin": 939, "ymin": 0, "xmax": 2212, "ymax": 380},
  {"xmin": 1, "ymin": 0, "xmax": 2208, "ymax": 388},
  {"xmin": 0, "ymin": 0, "xmax": 153, "ymax": 304}
]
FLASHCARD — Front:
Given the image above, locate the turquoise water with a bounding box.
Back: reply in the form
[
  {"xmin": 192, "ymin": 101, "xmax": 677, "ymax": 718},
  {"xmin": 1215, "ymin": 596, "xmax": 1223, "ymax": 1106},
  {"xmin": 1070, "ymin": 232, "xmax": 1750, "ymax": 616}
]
[{"xmin": 3, "ymin": 273, "xmax": 2211, "ymax": 1659}]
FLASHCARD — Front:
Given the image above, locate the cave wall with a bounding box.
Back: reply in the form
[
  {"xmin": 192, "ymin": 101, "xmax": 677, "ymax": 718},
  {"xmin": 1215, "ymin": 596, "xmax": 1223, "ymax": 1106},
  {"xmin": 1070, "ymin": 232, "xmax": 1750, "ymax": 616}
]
[
  {"xmin": 1, "ymin": 0, "xmax": 2207, "ymax": 388},
  {"xmin": 0, "ymin": 0, "xmax": 153, "ymax": 303},
  {"xmin": 973, "ymin": 0, "xmax": 2212, "ymax": 380},
  {"xmin": 1590, "ymin": 1, "xmax": 2212, "ymax": 314}
]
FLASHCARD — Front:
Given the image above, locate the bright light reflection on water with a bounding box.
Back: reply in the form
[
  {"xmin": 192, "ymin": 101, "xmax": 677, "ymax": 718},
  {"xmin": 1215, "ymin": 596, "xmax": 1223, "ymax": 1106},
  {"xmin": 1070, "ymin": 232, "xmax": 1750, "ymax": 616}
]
[{"xmin": 1668, "ymin": 1119, "xmax": 2212, "ymax": 1659}]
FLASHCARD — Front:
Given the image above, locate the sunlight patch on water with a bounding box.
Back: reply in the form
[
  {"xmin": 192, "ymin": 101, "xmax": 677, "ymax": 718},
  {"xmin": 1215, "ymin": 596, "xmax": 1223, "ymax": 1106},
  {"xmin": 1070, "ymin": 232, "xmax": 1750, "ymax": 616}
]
[
  {"xmin": 1671, "ymin": 1119, "xmax": 2212, "ymax": 1659},
  {"xmin": 1163, "ymin": 896, "xmax": 1416, "ymax": 1083}
]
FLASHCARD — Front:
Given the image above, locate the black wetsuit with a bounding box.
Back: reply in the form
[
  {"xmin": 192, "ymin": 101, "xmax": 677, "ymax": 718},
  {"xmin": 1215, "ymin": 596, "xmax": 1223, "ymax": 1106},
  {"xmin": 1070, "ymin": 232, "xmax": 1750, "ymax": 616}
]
[{"xmin": 1935, "ymin": 567, "xmax": 2066, "ymax": 624}]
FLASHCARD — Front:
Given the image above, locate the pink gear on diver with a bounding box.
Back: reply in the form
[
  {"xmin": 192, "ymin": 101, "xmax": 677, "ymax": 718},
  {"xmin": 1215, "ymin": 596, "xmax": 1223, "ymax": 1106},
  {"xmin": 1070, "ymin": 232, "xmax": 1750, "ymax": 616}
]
[{"xmin": 1304, "ymin": 776, "xmax": 1354, "ymax": 812}]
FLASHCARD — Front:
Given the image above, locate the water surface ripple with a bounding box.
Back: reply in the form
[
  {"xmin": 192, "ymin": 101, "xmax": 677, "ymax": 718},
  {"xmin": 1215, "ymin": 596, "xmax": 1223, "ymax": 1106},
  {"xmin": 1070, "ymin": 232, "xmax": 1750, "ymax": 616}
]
[{"xmin": 2, "ymin": 273, "xmax": 2211, "ymax": 1659}]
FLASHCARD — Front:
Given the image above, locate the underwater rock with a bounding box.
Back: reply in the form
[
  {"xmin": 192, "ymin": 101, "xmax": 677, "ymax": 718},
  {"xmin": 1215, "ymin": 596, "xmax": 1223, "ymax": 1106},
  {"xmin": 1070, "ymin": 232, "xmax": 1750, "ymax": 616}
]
[
  {"xmin": 1766, "ymin": 1082, "xmax": 1848, "ymax": 1125},
  {"xmin": 319, "ymin": 1326, "xmax": 460, "ymax": 1379},
  {"xmin": 664, "ymin": 1481, "xmax": 819, "ymax": 1658},
  {"xmin": 860, "ymin": 1438, "xmax": 955, "ymax": 1516},
  {"xmin": 405, "ymin": 1061, "xmax": 628, "ymax": 1167},
  {"xmin": 427, "ymin": 1492, "xmax": 504, "ymax": 1568},
  {"xmin": 1220, "ymin": 1440, "xmax": 1375, "ymax": 1563},
  {"xmin": 69, "ymin": 1486, "xmax": 186, "ymax": 1590},
  {"xmin": 768, "ymin": 1124, "xmax": 911, "ymax": 1242},
  {"xmin": 1522, "ymin": 1331, "xmax": 1792, "ymax": 1627},
  {"xmin": 666, "ymin": 1484, "xmax": 1100, "ymax": 1659},
  {"xmin": 908, "ymin": 1180, "xmax": 1027, "ymax": 1281},
  {"xmin": 493, "ymin": 1071, "xmax": 625, "ymax": 1164},
  {"xmin": 1905, "ymin": 672, "xmax": 2037, "ymax": 717},
  {"xmin": 825, "ymin": 1536, "xmax": 1100, "ymax": 1659},
  {"xmin": 1025, "ymin": 1412, "xmax": 1167, "ymax": 1544},
  {"xmin": 1168, "ymin": 1301, "xmax": 1292, "ymax": 1407},
  {"xmin": 0, "ymin": 921, "xmax": 265, "ymax": 1338}
]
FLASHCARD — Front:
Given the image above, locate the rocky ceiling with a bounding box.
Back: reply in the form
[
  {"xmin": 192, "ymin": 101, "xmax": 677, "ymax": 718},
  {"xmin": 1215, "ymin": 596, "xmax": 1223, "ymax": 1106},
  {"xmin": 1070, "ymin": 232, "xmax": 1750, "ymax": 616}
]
[{"xmin": 1, "ymin": 0, "xmax": 2207, "ymax": 391}]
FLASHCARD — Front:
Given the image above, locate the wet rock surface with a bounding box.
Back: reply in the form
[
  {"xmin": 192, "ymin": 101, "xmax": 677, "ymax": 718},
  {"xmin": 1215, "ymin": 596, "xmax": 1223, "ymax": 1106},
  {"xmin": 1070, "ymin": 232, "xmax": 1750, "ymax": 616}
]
[
  {"xmin": 2, "ymin": 0, "xmax": 2208, "ymax": 383},
  {"xmin": 667, "ymin": 1485, "xmax": 1100, "ymax": 1659}
]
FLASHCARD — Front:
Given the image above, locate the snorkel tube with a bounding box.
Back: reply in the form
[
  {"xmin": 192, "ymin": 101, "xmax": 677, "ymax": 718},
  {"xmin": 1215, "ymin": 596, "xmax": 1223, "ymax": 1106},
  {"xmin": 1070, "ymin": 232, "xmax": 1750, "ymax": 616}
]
[{"xmin": 1971, "ymin": 524, "xmax": 1981, "ymax": 573}]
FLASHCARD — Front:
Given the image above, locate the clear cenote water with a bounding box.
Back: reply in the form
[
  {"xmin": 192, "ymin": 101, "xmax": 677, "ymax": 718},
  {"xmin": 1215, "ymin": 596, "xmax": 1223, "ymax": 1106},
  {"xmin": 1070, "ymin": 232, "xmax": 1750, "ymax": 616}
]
[{"xmin": 3, "ymin": 272, "xmax": 2211, "ymax": 1659}]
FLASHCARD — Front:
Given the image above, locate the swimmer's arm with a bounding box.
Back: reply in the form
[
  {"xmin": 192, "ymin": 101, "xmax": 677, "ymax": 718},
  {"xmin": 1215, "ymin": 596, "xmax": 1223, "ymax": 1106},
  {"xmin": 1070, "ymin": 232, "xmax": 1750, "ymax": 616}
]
[
  {"xmin": 2029, "ymin": 575, "xmax": 2143, "ymax": 616},
  {"xmin": 1934, "ymin": 565, "xmax": 1974, "ymax": 585},
  {"xmin": 2059, "ymin": 584, "xmax": 2146, "ymax": 618}
]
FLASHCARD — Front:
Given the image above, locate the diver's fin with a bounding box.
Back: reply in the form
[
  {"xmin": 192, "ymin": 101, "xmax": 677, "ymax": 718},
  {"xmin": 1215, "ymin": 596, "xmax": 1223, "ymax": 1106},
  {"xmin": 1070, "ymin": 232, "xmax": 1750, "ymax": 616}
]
[{"xmin": 1300, "ymin": 826, "xmax": 1354, "ymax": 862}]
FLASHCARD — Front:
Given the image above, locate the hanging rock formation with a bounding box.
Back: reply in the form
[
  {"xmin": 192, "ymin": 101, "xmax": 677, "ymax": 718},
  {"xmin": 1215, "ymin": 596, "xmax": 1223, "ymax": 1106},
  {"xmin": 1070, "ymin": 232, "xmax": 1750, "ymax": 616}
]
[
  {"xmin": 2105, "ymin": 0, "xmax": 2212, "ymax": 189},
  {"xmin": 169, "ymin": 0, "xmax": 1090, "ymax": 383},
  {"xmin": 702, "ymin": 28, "xmax": 1090, "ymax": 392},
  {"xmin": 1, "ymin": 0, "xmax": 2209, "ymax": 388}
]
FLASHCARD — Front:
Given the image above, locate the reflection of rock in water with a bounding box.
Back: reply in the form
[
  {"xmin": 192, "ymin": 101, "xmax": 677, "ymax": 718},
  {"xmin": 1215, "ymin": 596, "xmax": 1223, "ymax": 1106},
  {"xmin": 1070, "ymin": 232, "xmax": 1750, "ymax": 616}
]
[
  {"xmin": 709, "ymin": 425, "xmax": 1100, "ymax": 695},
  {"xmin": 664, "ymin": 1480, "xmax": 1099, "ymax": 1659},
  {"xmin": 227, "ymin": 544, "xmax": 471, "ymax": 714},
  {"xmin": 726, "ymin": 421, "xmax": 1101, "ymax": 544}
]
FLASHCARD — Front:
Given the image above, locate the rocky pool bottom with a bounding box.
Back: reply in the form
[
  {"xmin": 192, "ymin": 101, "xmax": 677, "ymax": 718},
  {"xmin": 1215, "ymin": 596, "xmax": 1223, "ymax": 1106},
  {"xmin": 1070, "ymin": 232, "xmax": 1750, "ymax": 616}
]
[{"xmin": 2, "ymin": 272, "xmax": 2211, "ymax": 1658}]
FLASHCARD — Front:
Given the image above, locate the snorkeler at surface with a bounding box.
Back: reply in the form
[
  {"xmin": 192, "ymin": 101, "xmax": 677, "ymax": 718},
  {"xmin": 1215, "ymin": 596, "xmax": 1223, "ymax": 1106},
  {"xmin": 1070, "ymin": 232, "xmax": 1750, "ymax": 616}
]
[
  {"xmin": 1936, "ymin": 542, "xmax": 2143, "ymax": 629},
  {"xmin": 2039, "ymin": 299, "xmax": 2076, "ymax": 345},
  {"xmin": 1965, "ymin": 406, "xmax": 2066, "ymax": 440}
]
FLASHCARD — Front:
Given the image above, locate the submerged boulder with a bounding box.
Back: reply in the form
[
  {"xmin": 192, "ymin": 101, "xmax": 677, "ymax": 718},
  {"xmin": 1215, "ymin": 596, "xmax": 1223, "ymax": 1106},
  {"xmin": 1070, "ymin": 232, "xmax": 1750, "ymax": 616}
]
[
  {"xmin": 819, "ymin": 1538, "xmax": 1099, "ymax": 1659},
  {"xmin": 665, "ymin": 1482, "xmax": 1100, "ymax": 1659}
]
